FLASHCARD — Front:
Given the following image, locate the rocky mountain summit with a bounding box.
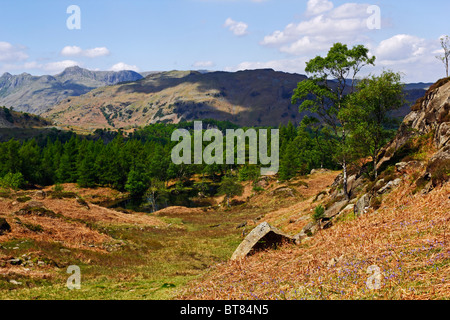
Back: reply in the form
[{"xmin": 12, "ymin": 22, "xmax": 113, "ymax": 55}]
[{"xmin": 0, "ymin": 66, "xmax": 143, "ymax": 114}]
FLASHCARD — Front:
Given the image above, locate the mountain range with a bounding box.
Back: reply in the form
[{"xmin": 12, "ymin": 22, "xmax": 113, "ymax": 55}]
[
  {"xmin": 0, "ymin": 66, "xmax": 143, "ymax": 114},
  {"xmin": 0, "ymin": 66, "xmax": 433, "ymax": 129}
]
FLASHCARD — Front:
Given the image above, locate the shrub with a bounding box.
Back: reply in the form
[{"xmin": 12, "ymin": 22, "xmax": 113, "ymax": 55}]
[
  {"xmin": 312, "ymin": 205, "xmax": 325, "ymax": 222},
  {"xmin": 252, "ymin": 186, "xmax": 264, "ymax": 193},
  {"xmin": 53, "ymin": 183, "xmax": 64, "ymax": 193},
  {"xmin": 0, "ymin": 172, "xmax": 25, "ymax": 190}
]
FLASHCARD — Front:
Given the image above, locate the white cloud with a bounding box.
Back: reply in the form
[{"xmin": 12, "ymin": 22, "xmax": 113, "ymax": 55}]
[
  {"xmin": 61, "ymin": 46, "xmax": 110, "ymax": 58},
  {"xmin": 374, "ymin": 34, "xmax": 427, "ymax": 61},
  {"xmin": 0, "ymin": 42, "xmax": 28, "ymax": 62},
  {"xmin": 109, "ymin": 62, "xmax": 139, "ymax": 72},
  {"xmin": 224, "ymin": 18, "xmax": 249, "ymax": 36},
  {"xmin": 368, "ymin": 34, "xmax": 444, "ymax": 82},
  {"xmin": 306, "ymin": 0, "xmax": 334, "ymax": 16},
  {"xmin": 1, "ymin": 60, "xmax": 80, "ymax": 74},
  {"xmin": 192, "ymin": 61, "xmax": 215, "ymax": 68},
  {"xmin": 261, "ymin": 2, "xmax": 371, "ymax": 55}
]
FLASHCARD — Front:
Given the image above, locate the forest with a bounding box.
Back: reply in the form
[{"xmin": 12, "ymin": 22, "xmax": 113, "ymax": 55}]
[{"xmin": 0, "ymin": 119, "xmax": 338, "ymax": 195}]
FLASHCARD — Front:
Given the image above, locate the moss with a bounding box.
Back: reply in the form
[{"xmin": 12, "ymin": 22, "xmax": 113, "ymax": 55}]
[
  {"xmin": 23, "ymin": 223, "xmax": 44, "ymax": 233},
  {"xmin": 370, "ymin": 197, "xmax": 382, "ymax": 210},
  {"xmin": 428, "ymin": 158, "xmax": 450, "ymax": 186},
  {"xmin": 16, "ymin": 196, "xmax": 32, "ymax": 203},
  {"xmin": 50, "ymin": 191, "xmax": 77, "ymax": 199},
  {"xmin": 16, "ymin": 206, "xmax": 62, "ymax": 219},
  {"xmin": 413, "ymin": 176, "xmax": 430, "ymax": 194}
]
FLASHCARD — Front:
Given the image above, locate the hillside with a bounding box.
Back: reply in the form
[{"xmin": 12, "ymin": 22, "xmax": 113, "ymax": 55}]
[
  {"xmin": 44, "ymin": 69, "xmax": 431, "ymax": 130},
  {"xmin": 44, "ymin": 69, "xmax": 308, "ymax": 129},
  {"xmin": 180, "ymin": 78, "xmax": 450, "ymax": 300},
  {"xmin": 0, "ymin": 78, "xmax": 448, "ymax": 300},
  {"xmin": 0, "ymin": 66, "xmax": 143, "ymax": 115},
  {"xmin": 0, "ymin": 107, "xmax": 52, "ymax": 129}
]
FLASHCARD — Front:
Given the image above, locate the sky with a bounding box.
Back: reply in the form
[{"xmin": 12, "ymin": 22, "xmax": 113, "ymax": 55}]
[{"xmin": 0, "ymin": 0, "xmax": 448, "ymax": 82}]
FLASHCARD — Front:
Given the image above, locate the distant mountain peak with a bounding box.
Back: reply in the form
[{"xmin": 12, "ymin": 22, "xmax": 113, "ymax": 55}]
[{"xmin": 0, "ymin": 67, "xmax": 143, "ymax": 114}]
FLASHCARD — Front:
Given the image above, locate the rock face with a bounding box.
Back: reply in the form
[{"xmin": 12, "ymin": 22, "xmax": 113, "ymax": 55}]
[
  {"xmin": 379, "ymin": 79, "xmax": 450, "ymax": 172},
  {"xmin": 231, "ymin": 222, "xmax": 296, "ymax": 260}
]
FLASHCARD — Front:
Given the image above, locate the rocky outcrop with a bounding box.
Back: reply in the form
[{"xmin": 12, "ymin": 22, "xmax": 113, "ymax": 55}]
[
  {"xmin": 231, "ymin": 222, "xmax": 296, "ymax": 260},
  {"xmin": 328, "ymin": 79, "xmax": 449, "ymax": 220},
  {"xmin": 379, "ymin": 78, "xmax": 450, "ymax": 169},
  {"xmin": 377, "ymin": 178, "xmax": 402, "ymax": 194}
]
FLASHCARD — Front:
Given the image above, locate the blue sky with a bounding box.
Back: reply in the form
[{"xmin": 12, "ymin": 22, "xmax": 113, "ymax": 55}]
[{"xmin": 0, "ymin": 0, "xmax": 448, "ymax": 82}]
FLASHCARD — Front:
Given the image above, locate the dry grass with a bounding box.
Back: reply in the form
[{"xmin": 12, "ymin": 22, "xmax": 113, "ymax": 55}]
[
  {"xmin": 42, "ymin": 183, "xmax": 127, "ymax": 203},
  {"xmin": 180, "ymin": 179, "xmax": 450, "ymax": 300},
  {"xmin": 0, "ymin": 189, "xmax": 166, "ymax": 254}
]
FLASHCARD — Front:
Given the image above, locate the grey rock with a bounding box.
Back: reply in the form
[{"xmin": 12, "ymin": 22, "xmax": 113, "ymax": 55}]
[
  {"xmin": 342, "ymin": 204, "xmax": 355, "ymax": 212},
  {"xmin": 378, "ymin": 178, "xmax": 402, "ymax": 194},
  {"xmin": 7, "ymin": 258, "xmax": 22, "ymax": 265},
  {"xmin": 34, "ymin": 190, "xmax": 46, "ymax": 200},
  {"xmin": 396, "ymin": 161, "xmax": 421, "ymax": 173},
  {"xmin": 231, "ymin": 222, "xmax": 295, "ymax": 260},
  {"xmin": 355, "ymin": 194, "xmax": 371, "ymax": 215},
  {"xmin": 395, "ymin": 162, "xmax": 409, "ymax": 173},
  {"xmin": 271, "ymin": 187, "xmax": 295, "ymax": 197},
  {"xmin": 256, "ymin": 177, "xmax": 269, "ymax": 189},
  {"xmin": 324, "ymin": 200, "xmax": 349, "ymax": 219},
  {"xmin": 296, "ymin": 221, "xmax": 320, "ymax": 240}
]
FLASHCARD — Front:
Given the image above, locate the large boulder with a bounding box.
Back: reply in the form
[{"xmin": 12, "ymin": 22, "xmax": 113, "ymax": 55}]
[
  {"xmin": 231, "ymin": 222, "xmax": 295, "ymax": 260},
  {"xmin": 324, "ymin": 200, "xmax": 349, "ymax": 219}
]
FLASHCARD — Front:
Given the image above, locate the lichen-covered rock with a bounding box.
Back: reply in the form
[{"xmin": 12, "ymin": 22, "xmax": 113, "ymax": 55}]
[{"xmin": 355, "ymin": 194, "xmax": 371, "ymax": 215}]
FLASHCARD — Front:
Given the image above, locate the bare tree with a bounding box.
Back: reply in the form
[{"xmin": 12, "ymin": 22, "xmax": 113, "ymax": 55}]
[{"xmin": 436, "ymin": 35, "xmax": 450, "ymax": 78}]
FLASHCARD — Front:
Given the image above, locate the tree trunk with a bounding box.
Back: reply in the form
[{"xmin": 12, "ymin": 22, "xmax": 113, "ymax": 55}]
[
  {"xmin": 342, "ymin": 159, "xmax": 349, "ymax": 200},
  {"xmin": 373, "ymin": 150, "xmax": 378, "ymax": 180},
  {"xmin": 341, "ymin": 124, "xmax": 350, "ymax": 200}
]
